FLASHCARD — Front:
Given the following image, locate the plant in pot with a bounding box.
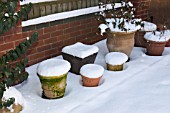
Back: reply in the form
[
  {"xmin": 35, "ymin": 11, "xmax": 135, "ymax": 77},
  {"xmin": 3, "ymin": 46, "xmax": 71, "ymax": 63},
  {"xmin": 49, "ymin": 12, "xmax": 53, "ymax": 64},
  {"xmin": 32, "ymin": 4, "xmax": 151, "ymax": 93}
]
[
  {"xmin": 0, "ymin": 0, "xmax": 38, "ymax": 112},
  {"xmin": 96, "ymin": 0, "xmax": 143, "ymax": 59},
  {"xmin": 144, "ymin": 30, "xmax": 170, "ymax": 56},
  {"xmin": 135, "ymin": 21, "xmax": 157, "ymax": 48}
]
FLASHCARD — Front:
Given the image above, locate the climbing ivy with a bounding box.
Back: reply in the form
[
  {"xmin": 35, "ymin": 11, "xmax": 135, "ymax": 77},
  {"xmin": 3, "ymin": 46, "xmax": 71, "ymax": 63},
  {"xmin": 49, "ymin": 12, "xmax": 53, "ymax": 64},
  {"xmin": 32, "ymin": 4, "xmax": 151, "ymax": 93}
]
[{"xmin": 0, "ymin": 0, "xmax": 38, "ymax": 110}]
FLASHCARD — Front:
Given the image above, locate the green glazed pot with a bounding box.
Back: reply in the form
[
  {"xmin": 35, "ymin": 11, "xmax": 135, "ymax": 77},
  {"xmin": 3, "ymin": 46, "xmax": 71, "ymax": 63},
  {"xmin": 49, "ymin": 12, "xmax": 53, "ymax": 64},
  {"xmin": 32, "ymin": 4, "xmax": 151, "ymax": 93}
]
[{"xmin": 38, "ymin": 73, "xmax": 67, "ymax": 99}]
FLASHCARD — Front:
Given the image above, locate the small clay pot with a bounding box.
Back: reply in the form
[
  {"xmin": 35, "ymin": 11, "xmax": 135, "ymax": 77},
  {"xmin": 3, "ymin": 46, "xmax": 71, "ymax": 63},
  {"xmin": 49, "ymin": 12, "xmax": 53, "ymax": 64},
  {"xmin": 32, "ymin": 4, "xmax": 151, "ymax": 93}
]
[
  {"xmin": 81, "ymin": 75, "xmax": 102, "ymax": 87},
  {"xmin": 146, "ymin": 40, "xmax": 167, "ymax": 56},
  {"xmin": 107, "ymin": 63, "xmax": 123, "ymax": 71},
  {"xmin": 38, "ymin": 73, "xmax": 67, "ymax": 99}
]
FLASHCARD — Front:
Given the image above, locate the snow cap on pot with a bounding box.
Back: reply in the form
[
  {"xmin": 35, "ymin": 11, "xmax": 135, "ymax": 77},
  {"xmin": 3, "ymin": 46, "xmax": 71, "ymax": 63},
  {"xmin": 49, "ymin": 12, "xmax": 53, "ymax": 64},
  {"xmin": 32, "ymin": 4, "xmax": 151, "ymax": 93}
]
[
  {"xmin": 144, "ymin": 30, "xmax": 170, "ymax": 42},
  {"xmin": 96, "ymin": 0, "xmax": 143, "ymax": 35}
]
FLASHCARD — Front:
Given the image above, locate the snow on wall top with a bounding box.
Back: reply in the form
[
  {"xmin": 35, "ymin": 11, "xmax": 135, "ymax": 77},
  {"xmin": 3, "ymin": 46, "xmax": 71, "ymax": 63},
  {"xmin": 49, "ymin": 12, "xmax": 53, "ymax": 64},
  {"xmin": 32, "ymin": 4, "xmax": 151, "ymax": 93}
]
[
  {"xmin": 20, "ymin": 0, "xmax": 56, "ymax": 5},
  {"xmin": 62, "ymin": 42, "xmax": 99, "ymax": 59},
  {"xmin": 22, "ymin": 3, "xmax": 122, "ymax": 27}
]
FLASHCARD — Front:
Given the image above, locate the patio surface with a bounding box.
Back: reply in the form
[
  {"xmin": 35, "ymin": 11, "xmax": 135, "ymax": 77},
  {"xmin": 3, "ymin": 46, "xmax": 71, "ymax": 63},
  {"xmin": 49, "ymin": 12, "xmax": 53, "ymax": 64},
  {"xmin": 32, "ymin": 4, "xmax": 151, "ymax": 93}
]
[{"xmin": 16, "ymin": 39, "xmax": 170, "ymax": 113}]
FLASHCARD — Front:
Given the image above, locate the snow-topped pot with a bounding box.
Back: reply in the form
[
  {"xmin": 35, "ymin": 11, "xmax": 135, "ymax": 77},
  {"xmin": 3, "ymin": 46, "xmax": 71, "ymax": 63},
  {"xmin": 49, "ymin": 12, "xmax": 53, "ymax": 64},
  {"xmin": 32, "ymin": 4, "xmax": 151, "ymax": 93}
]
[
  {"xmin": 0, "ymin": 87, "xmax": 25, "ymax": 113},
  {"xmin": 135, "ymin": 21, "xmax": 157, "ymax": 47},
  {"xmin": 144, "ymin": 30, "xmax": 170, "ymax": 56},
  {"xmin": 37, "ymin": 59, "xmax": 71, "ymax": 99},
  {"xmin": 80, "ymin": 64, "xmax": 104, "ymax": 87},
  {"xmin": 37, "ymin": 59, "xmax": 71, "ymax": 76},
  {"xmin": 62, "ymin": 42, "xmax": 99, "ymax": 59},
  {"xmin": 62, "ymin": 42, "xmax": 99, "ymax": 74},
  {"xmin": 105, "ymin": 52, "xmax": 128, "ymax": 71},
  {"xmin": 96, "ymin": 0, "xmax": 144, "ymax": 58}
]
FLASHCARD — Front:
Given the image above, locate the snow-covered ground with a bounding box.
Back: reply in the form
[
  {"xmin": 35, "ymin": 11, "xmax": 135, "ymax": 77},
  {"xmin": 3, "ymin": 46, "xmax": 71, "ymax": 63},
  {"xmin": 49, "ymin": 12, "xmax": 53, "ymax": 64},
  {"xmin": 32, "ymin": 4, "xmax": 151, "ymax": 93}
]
[{"xmin": 16, "ymin": 39, "xmax": 170, "ymax": 113}]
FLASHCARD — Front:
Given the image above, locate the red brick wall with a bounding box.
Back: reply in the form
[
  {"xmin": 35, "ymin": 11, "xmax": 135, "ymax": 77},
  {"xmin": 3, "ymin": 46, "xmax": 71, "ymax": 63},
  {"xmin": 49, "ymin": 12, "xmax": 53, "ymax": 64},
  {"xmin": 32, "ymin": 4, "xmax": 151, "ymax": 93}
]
[
  {"xmin": 0, "ymin": 0, "xmax": 150, "ymax": 66},
  {"xmin": 131, "ymin": 0, "xmax": 151, "ymax": 20},
  {"xmin": 22, "ymin": 14, "xmax": 104, "ymax": 66}
]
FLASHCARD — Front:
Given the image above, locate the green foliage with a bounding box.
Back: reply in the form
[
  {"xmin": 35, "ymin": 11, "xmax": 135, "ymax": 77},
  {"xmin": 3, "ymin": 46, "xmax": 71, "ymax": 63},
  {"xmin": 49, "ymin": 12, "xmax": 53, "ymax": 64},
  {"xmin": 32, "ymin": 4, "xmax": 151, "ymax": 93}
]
[
  {"xmin": 0, "ymin": 0, "xmax": 38, "ymax": 110},
  {"xmin": 0, "ymin": 0, "xmax": 32, "ymax": 34},
  {"xmin": 96, "ymin": 0, "xmax": 143, "ymax": 32}
]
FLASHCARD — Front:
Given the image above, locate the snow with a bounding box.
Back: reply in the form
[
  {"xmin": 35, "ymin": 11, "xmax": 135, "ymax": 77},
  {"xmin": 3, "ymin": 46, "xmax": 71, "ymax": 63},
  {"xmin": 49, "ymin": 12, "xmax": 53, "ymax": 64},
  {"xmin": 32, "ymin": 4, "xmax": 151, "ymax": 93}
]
[
  {"xmin": 37, "ymin": 59, "xmax": 71, "ymax": 76},
  {"xmin": 62, "ymin": 42, "xmax": 99, "ymax": 59},
  {"xmin": 105, "ymin": 52, "xmax": 128, "ymax": 65},
  {"xmin": 144, "ymin": 30, "xmax": 170, "ymax": 42},
  {"xmin": 99, "ymin": 18, "xmax": 142, "ymax": 34},
  {"xmin": 3, "ymin": 87, "xmax": 25, "ymax": 112},
  {"xmin": 22, "ymin": 3, "xmax": 122, "ymax": 27},
  {"xmin": 140, "ymin": 21, "xmax": 157, "ymax": 31},
  {"xmin": 98, "ymin": 24, "xmax": 109, "ymax": 35},
  {"xmin": 14, "ymin": 39, "xmax": 170, "ymax": 113},
  {"xmin": 80, "ymin": 64, "xmax": 104, "ymax": 78},
  {"xmin": 20, "ymin": 0, "xmax": 56, "ymax": 5}
]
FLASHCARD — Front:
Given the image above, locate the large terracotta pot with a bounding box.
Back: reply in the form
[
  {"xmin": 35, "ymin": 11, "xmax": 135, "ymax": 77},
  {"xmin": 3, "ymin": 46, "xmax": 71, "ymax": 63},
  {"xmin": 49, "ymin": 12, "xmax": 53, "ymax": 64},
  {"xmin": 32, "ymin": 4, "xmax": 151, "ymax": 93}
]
[
  {"xmin": 146, "ymin": 40, "xmax": 167, "ymax": 56},
  {"xmin": 106, "ymin": 31, "xmax": 136, "ymax": 57}
]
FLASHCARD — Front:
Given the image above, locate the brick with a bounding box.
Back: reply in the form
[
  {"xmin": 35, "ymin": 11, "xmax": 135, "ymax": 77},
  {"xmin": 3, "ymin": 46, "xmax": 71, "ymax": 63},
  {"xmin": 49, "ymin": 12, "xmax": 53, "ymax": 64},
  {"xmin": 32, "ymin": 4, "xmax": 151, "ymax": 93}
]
[
  {"xmin": 29, "ymin": 52, "xmax": 45, "ymax": 61},
  {"xmin": 45, "ymin": 48, "xmax": 58, "ymax": 56},
  {"xmin": 0, "ymin": 37, "xmax": 4, "ymax": 45},
  {"xmin": 39, "ymin": 33, "xmax": 51, "ymax": 40},
  {"xmin": 36, "ymin": 29, "xmax": 44, "ymax": 36},
  {"xmin": 0, "ymin": 42, "xmax": 14, "ymax": 51},
  {"xmin": 26, "ymin": 48, "xmax": 37, "ymax": 56},
  {"xmin": 51, "ymin": 40, "xmax": 63, "ymax": 48},
  {"xmin": 70, "ymin": 31, "xmax": 81, "ymax": 38},
  {"xmin": 44, "ymin": 37, "xmax": 57, "ymax": 44},
  {"xmin": 51, "ymin": 30, "xmax": 63, "ymax": 37},
  {"xmin": 4, "ymin": 33, "xmax": 23, "ymax": 43},
  {"xmin": 22, "ymin": 32, "xmax": 29, "ymax": 38},
  {"xmin": 13, "ymin": 26, "xmax": 22, "ymax": 34},
  {"xmin": 37, "ymin": 44, "xmax": 51, "ymax": 52},
  {"xmin": 15, "ymin": 39, "xmax": 24, "ymax": 46},
  {"xmin": 60, "ymin": 34, "xmax": 71, "ymax": 40},
  {"xmin": 64, "ymin": 28, "xmax": 75, "ymax": 34},
  {"xmin": 44, "ymin": 26, "xmax": 56, "ymax": 34},
  {"xmin": 81, "ymin": 28, "xmax": 92, "ymax": 34},
  {"xmin": 56, "ymin": 23, "xmax": 70, "ymax": 30},
  {"xmin": 0, "ymin": 51, "xmax": 5, "ymax": 57},
  {"xmin": 64, "ymin": 37, "xmax": 76, "ymax": 46}
]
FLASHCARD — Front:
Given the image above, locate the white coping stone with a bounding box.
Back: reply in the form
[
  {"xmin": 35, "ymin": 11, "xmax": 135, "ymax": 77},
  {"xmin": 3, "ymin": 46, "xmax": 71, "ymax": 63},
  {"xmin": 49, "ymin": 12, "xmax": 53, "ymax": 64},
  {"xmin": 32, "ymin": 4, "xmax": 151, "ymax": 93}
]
[
  {"xmin": 3, "ymin": 87, "xmax": 25, "ymax": 112},
  {"xmin": 80, "ymin": 64, "xmax": 104, "ymax": 78},
  {"xmin": 22, "ymin": 3, "xmax": 122, "ymax": 27},
  {"xmin": 62, "ymin": 42, "xmax": 99, "ymax": 59},
  {"xmin": 144, "ymin": 30, "xmax": 170, "ymax": 42},
  {"xmin": 105, "ymin": 52, "xmax": 128, "ymax": 65},
  {"xmin": 37, "ymin": 59, "xmax": 71, "ymax": 77},
  {"xmin": 140, "ymin": 21, "xmax": 157, "ymax": 31}
]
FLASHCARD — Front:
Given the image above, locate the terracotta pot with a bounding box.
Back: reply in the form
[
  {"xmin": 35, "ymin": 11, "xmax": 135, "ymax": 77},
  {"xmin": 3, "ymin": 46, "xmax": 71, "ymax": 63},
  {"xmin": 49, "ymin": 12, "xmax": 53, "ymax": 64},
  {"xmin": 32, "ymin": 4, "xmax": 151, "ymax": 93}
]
[
  {"xmin": 146, "ymin": 40, "xmax": 167, "ymax": 56},
  {"xmin": 134, "ymin": 31, "xmax": 146, "ymax": 48},
  {"xmin": 106, "ymin": 31, "xmax": 136, "ymax": 57},
  {"xmin": 81, "ymin": 75, "xmax": 102, "ymax": 87},
  {"xmin": 38, "ymin": 73, "xmax": 67, "ymax": 99},
  {"xmin": 107, "ymin": 63, "xmax": 123, "ymax": 71},
  {"xmin": 166, "ymin": 39, "xmax": 170, "ymax": 47}
]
